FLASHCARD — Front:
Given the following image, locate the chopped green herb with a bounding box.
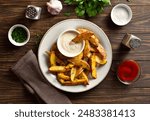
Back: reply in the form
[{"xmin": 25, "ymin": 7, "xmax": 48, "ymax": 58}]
[
  {"xmin": 64, "ymin": 0, "xmax": 111, "ymax": 17},
  {"xmin": 11, "ymin": 27, "xmax": 27, "ymax": 43}
]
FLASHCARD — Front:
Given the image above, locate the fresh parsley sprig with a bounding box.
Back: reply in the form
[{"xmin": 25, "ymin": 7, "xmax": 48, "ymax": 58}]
[{"xmin": 64, "ymin": 0, "xmax": 111, "ymax": 17}]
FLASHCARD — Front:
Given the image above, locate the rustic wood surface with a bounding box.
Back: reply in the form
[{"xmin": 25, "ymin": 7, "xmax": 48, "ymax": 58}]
[{"xmin": 0, "ymin": 0, "xmax": 150, "ymax": 104}]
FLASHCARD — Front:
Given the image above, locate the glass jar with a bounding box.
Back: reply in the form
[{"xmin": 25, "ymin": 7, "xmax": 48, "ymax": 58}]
[{"xmin": 117, "ymin": 60, "xmax": 141, "ymax": 85}]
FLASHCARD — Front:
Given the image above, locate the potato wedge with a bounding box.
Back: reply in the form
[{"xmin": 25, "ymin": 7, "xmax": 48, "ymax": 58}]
[
  {"xmin": 96, "ymin": 43, "xmax": 107, "ymax": 60},
  {"xmin": 79, "ymin": 72, "xmax": 89, "ymax": 83},
  {"xmin": 65, "ymin": 63, "xmax": 74, "ymax": 70},
  {"xmin": 57, "ymin": 78, "xmax": 65, "ymax": 84},
  {"xmin": 83, "ymin": 40, "xmax": 91, "ymax": 57},
  {"xmin": 60, "ymin": 79, "xmax": 88, "ymax": 86},
  {"xmin": 75, "ymin": 67, "xmax": 84, "ymax": 77},
  {"xmin": 95, "ymin": 54, "xmax": 107, "ymax": 65},
  {"xmin": 91, "ymin": 54, "xmax": 97, "ymax": 79},
  {"xmin": 78, "ymin": 60, "xmax": 90, "ymax": 70},
  {"xmin": 69, "ymin": 52, "xmax": 83, "ymax": 62},
  {"xmin": 87, "ymin": 52, "xmax": 92, "ymax": 58},
  {"xmin": 71, "ymin": 67, "xmax": 77, "ymax": 81},
  {"xmin": 72, "ymin": 32, "xmax": 94, "ymax": 43},
  {"xmin": 49, "ymin": 66, "xmax": 67, "ymax": 72},
  {"xmin": 77, "ymin": 28, "xmax": 99, "ymax": 46},
  {"xmin": 57, "ymin": 73, "xmax": 70, "ymax": 80},
  {"xmin": 49, "ymin": 51, "xmax": 56, "ymax": 66},
  {"xmin": 89, "ymin": 35, "xmax": 99, "ymax": 46},
  {"xmin": 69, "ymin": 59, "xmax": 90, "ymax": 70}
]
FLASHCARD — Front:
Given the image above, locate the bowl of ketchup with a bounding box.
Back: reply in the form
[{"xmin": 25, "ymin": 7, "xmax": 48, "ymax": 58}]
[{"xmin": 117, "ymin": 60, "xmax": 141, "ymax": 85}]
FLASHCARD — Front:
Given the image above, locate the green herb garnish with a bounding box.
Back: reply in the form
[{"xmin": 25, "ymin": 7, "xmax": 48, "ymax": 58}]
[
  {"xmin": 64, "ymin": 0, "xmax": 111, "ymax": 17},
  {"xmin": 11, "ymin": 27, "xmax": 27, "ymax": 43}
]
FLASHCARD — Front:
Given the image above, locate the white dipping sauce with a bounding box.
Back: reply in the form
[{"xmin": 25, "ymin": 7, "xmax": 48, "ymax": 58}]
[
  {"xmin": 57, "ymin": 30, "xmax": 84, "ymax": 57},
  {"xmin": 111, "ymin": 4, "xmax": 132, "ymax": 26},
  {"xmin": 61, "ymin": 31, "xmax": 83, "ymax": 54}
]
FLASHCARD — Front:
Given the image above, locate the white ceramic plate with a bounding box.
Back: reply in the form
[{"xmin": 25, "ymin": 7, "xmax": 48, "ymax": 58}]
[{"xmin": 38, "ymin": 19, "xmax": 112, "ymax": 93}]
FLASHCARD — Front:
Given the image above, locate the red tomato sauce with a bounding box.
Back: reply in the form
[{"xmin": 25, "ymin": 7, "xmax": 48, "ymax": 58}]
[{"xmin": 117, "ymin": 60, "xmax": 140, "ymax": 82}]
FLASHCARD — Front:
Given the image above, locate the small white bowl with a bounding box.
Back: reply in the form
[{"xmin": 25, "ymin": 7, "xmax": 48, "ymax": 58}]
[
  {"xmin": 111, "ymin": 4, "xmax": 132, "ymax": 26},
  {"xmin": 57, "ymin": 29, "xmax": 85, "ymax": 57},
  {"xmin": 8, "ymin": 24, "xmax": 30, "ymax": 46}
]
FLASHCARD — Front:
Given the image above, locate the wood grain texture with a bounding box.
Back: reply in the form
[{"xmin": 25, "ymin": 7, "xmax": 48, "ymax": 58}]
[{"xmin": 0, "ymin": 0, "xmax": 150, "ymax": 104}]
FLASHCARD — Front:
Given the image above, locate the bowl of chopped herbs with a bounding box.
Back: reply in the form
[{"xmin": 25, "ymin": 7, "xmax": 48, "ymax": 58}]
[{"xmin": 8, "ymin": 24, "xmax": 30, "ymax": 46}]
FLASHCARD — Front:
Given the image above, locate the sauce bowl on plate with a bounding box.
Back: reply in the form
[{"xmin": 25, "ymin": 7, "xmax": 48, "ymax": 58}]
[{"xmin": 57, "ymin": 29, "xmax": 85, "ymax": 57}]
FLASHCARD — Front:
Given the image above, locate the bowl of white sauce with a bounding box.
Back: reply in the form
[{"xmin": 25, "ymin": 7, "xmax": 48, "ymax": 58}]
[
  {"xmin": 111, "ymin": 4, "xmax": 132, "ymax": 26},
  {"xmin": 57, "ymin": 29, "xmax": 85, "ymax": 57}
]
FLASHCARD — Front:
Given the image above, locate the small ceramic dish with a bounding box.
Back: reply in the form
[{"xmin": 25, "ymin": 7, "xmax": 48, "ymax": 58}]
[
  {"xmin": 8, "ymin": 24, "xmax": 30, "ymax": 46},
  {"xmin": 111, "ymin": 4, "xmax": 132, "ymax": 26},
  {"xmin": 57, "ymin": 29, "xmax": 85, "ymax": 57}
]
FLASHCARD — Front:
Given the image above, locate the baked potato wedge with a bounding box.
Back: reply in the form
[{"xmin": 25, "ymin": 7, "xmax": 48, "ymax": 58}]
[
  {"xmin": 69, "ymin": 59, "xmax": 90, "ymax": 70},
  {"xmin": 49, "ymin": 66, "xmax": 67, "ymax": 72},
  {"xmin": 57, "ymin": 73, "xmax": 70, "ymax": 80},
  {"xmin": 79, "ymin": 72, "xmax": 89, "ymax": 83},
  {"xmin": 83, "ymin": 40, "xmax": 91, "ymax": 57},
  {"xmin": 95, "ymin": 54, "xmax": 107, "ymax": 65},
  {"xmin": 72, "ymin": 32, "xmax": 94, "ymax": 43},
  {"xmin": 89, "ymin": 35, "xmax": 99, "ymax": 46},
  {"xmin": 77, "ymin": 28, "xmax": 99, "ymax": 46},
  {"xmin": 96, "ymin": 43, "xmax": 107, "ymax": 60},
  {"xmin": 91, "ymin": 54, "xmax": 97, "ymax": 79},
  {"xmin": 59, "ymin": 79, "xmax": 88, "ymax": 86},
  {"xmin": 71, "ymin": 67, "xmax": 77, "ymax": 81},
  {"xmin": 75, "ymin": 67, "xmax": 84, "ymax": 77},
  {"xmin": 69, "ymin": 52, "xmax": 83, "ymax": 62},
  {"xmin": 49, "ymin": 51, "xmax": 56, "ymax": 66}
]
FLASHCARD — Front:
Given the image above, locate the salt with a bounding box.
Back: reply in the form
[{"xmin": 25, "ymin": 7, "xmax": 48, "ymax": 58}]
[
  {"xmin": 113, "ymin": 7, "xmax": 129, "ymax": 25},
  {"xmin": 111, "ymin": 4, "xmax": 132, "ymax": 26}
]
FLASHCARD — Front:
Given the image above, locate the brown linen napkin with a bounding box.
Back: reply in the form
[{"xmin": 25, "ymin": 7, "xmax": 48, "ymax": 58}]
[{"xmin": 11, "ymin": 50, "xmax": 71, "ymax": 104}]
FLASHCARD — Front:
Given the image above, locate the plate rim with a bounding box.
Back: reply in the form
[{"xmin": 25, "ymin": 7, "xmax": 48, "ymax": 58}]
[{"xmin": 38, "ymin": 19, "xmax": 112, "ymax": 93}]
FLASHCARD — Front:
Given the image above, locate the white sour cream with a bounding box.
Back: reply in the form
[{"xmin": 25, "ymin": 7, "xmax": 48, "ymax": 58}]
[{"xmin": 57, "ymin": 30, "xmax": 84, "ymax": 57}]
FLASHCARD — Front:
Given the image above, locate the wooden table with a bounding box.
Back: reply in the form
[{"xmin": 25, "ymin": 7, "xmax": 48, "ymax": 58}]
[{"xmin": 0, "ymin": 0, "xmax": 150, "ymax": 104}]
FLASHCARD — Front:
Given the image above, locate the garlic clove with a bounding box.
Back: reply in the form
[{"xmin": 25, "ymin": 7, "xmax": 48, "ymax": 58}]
[{"xmin": 46, "ymin": 0, "xmax": 63, "ymax": 15}]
